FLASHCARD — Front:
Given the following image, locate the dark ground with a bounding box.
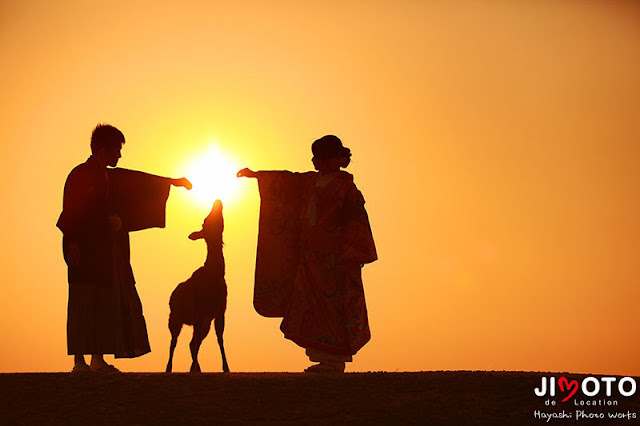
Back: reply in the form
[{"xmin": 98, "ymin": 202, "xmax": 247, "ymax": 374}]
[{"xmin": 0, "ymin": 371, "xmax": 637, "ymax": 425}]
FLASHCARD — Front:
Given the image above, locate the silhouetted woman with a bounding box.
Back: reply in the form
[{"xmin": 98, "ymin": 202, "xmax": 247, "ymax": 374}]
[{"xmin": 238, "ymin": 135, "xmax": 377, "ymax": 373}]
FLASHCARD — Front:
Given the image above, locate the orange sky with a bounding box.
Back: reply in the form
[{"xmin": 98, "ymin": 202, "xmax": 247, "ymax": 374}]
[{"xmin": 1, "ymin": 0, "xmax": 639, "ymax": 375}]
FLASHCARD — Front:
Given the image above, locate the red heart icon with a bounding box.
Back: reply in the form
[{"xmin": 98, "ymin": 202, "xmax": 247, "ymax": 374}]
[{"xmin": 558, "ymin": 376, "xmax": 579, "ymax": 402}]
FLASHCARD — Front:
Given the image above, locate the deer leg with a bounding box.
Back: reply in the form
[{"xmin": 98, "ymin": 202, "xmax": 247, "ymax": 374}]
[
  {"xmin": 166, "ymin": 318, "xmax": 182, "ymax": 373},
  {"xmin": 214, "ymin": 315, "xmax": 230, "ymax": 373},
  {"xmin": 189, "ymin": 321, "xmax": 211, "ymax": 373}
]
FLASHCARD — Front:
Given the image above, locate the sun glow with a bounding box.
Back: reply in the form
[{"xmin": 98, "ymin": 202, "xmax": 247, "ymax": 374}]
[{"xmin": 184, "ymin": 143, "xmax": 242, "ymax": 207}]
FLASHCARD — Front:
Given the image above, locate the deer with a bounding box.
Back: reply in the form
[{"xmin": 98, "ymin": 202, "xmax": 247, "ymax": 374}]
[{"xmin": 166, "ymin": 199, "xmax": 230, "ymax": 373}]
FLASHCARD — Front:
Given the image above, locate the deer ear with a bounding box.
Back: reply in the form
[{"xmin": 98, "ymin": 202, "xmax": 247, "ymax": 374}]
[{"xmin": 189, "ymin": 231, "xmax": 204, "ymax": 240}]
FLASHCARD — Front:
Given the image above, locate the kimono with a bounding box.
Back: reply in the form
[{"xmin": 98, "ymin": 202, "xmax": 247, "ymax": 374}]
[
  {"xmin": 254, "ymin": 170, "xmax": 377, "ymax": 357},
  {"xmin": 57, "ymin": 156, "xmax": 171, "ymax": 358}
]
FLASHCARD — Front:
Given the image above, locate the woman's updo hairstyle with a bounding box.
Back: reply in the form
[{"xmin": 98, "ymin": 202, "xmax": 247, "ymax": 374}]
[{"xmin": 312, "ymin": 135, "xmax": 352, "ymax": 169}]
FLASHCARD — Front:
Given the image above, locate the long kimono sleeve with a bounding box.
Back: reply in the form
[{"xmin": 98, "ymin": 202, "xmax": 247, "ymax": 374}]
[
  {"xmin": 340, "ymin": 182, "xmax": 378, "ymax": 266},
  {"xmin": 107, "ymin": 168, "xmax": 172, "ymax": 232},
  {"xmin": 254, "ymin": 171, "xmax": 311, "ymax": 317}
]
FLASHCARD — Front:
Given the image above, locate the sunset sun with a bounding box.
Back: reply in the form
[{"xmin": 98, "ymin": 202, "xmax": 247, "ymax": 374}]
[{"xmin": 184, "ymin": 143, "xmax": 242, "ymax": 207}]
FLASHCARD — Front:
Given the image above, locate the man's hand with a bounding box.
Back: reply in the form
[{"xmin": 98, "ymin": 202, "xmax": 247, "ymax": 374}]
[
  {"xmin": 171, "ymin": 177, "xmax": 193, "ymax": 190},
  {"xmin": 237, "ymin": 168, "xmax": 257, "ymax": 178}
]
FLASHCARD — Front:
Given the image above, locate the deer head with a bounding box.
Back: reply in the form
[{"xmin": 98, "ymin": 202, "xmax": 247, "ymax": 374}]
[{"xmin": 189, "ymin": 199, "xmax": 224, "ymax": 243}]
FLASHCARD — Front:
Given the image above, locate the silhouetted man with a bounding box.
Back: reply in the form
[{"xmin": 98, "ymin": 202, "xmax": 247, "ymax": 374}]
[{"xmin": 57, "ymin": 124, "xmax": 191, "ymax": 373}]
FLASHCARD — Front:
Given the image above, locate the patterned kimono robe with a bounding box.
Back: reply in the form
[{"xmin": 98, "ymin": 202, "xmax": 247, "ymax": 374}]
[
  {"xmin": 57, "ymin": 156, "xmax": 171, "ymax": 358},
  {"xmin": 254, "ymin": 170, "xmax": 377, "ymax": 357}
]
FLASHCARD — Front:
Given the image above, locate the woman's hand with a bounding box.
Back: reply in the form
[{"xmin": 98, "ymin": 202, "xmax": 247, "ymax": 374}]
[
  {"xmin": 237, "ymin": 168, "xmax": 257, "ymax": 178},
  {"xmin": 171, "ymin": 177, "xmax": 193, "ymax": 190}
]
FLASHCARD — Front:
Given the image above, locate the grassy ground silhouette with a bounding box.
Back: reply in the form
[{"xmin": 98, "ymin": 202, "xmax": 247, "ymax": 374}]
[{"xmin": 0, "ymin": 371, "xmax": 637, "ymax": 425}]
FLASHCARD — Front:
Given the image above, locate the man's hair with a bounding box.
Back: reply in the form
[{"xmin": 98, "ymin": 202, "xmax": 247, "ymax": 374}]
[{"xmin": 90, "ymin": 124, "xmax": 125, "ymax": 154}]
